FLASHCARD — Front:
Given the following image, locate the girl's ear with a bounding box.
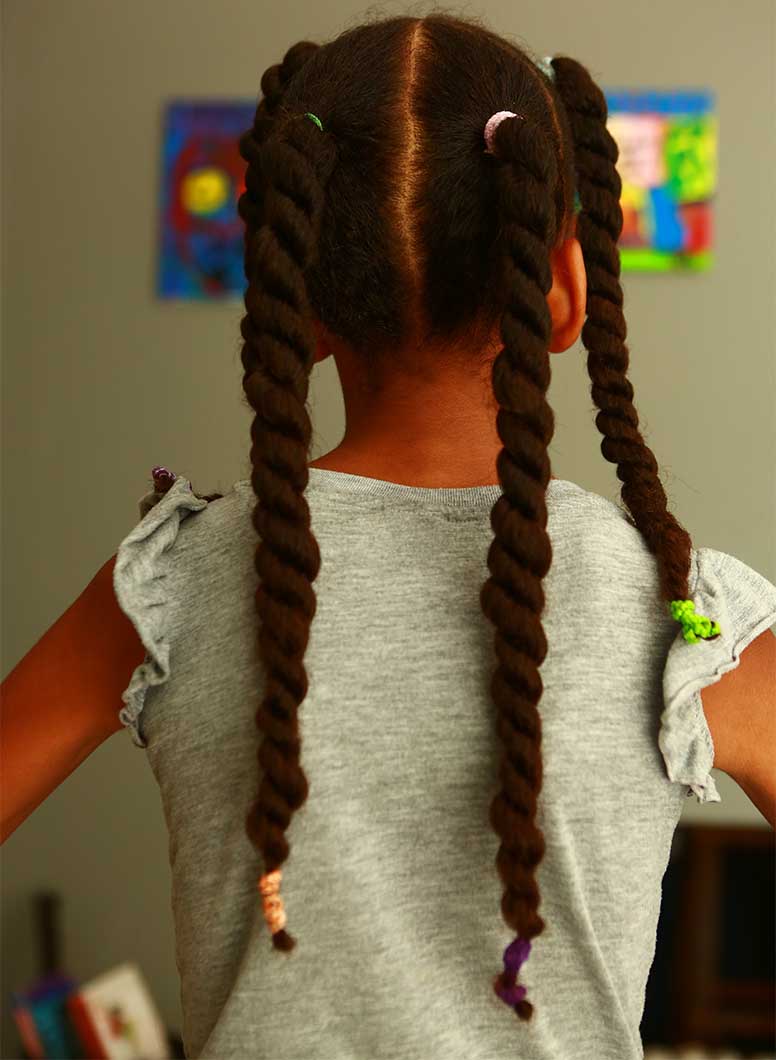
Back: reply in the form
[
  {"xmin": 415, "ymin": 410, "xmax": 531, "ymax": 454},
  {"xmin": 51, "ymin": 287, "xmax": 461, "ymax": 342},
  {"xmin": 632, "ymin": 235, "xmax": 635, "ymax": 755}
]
[{"xmin": 547, "ymin": 236, "xmax": 587, "ymax": 354}]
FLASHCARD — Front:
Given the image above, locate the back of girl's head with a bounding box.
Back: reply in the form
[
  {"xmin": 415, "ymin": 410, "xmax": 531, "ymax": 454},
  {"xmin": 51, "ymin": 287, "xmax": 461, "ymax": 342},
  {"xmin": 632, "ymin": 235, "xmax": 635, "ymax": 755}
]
[
  {"xmin": 228, "ymin": 9, "xmax": 719, "ymax": 1028},
  {"xmin": 247, "ymin": 15, "xmax": 578, "ymax": 380}
]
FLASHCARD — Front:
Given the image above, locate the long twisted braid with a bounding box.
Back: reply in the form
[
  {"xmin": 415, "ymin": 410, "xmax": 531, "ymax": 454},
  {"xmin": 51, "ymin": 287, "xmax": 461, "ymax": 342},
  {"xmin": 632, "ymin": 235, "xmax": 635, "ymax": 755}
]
[
  {"xmin": 479, "ymin": 106, "xmax": 564, "ymax": 1021},
  {"xmin": 551, "ymin": 57, "xmax": 700, "ymax": 606},
  {"xmin": 237, "ymin": 45, "xmax": 337, "ymax": 952}
]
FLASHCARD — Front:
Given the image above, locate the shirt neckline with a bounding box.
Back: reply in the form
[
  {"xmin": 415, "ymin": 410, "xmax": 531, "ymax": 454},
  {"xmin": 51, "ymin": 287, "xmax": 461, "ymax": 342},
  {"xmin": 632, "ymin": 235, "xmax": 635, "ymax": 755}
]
[{"xmin": 292, "ymin": 467, "xmax": 576, "ymax": 510}]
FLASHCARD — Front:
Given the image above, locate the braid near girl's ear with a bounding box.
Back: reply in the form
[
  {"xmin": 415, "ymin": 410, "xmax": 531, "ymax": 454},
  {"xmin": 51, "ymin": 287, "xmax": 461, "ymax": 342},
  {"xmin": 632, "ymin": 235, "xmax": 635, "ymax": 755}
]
[
  {"xmin": 238, "ymin": 42, "xmax": 321, "ymax": 239},
  {"xmin": 549, "ymin": 56, "xmax": 697, "ymax": 610},
  {"xmin": 257, "ymin": 42, "xmax": 320, "ymax": 129},
  {"xmin": 479, "ymin": 108, "xmax": 561, "ymax": 1023},
  {"xmin": 237, "ymin": 48, "xmax": 338, "ymax": 952}
]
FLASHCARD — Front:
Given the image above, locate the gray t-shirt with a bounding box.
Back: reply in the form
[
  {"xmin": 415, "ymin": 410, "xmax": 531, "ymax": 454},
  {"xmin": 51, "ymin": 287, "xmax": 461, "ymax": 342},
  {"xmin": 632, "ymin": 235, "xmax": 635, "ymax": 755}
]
[{"xmin": 112, "ymin": 468, "xmax": 776, "ymax": 1060}]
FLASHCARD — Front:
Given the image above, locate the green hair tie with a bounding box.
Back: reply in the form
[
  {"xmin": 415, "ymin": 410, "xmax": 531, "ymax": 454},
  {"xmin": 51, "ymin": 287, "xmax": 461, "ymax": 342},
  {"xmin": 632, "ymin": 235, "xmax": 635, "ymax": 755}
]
[
  {"xmin": 304, "ymin": 112, "xmax": 323, "ymax": 132},
  {"xmin": 669, "ymin": 599, "xmax": 722, "ymax": 644}
]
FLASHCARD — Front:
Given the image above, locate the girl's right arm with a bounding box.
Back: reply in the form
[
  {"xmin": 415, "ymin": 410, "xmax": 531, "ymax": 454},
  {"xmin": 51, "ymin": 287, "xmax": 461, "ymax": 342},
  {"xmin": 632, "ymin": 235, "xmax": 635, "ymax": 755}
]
[{"xmin": 0, "ymin": 555, "xmax": 145, "ymax": 844}]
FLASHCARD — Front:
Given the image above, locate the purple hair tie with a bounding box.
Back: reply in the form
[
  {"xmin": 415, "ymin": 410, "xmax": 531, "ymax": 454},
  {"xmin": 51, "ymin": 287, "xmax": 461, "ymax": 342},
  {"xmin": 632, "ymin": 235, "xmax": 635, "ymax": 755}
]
[
  {"xmin": 494, "ymin": 936, "xmax": 532, "ymax": 1008},
  {"xmin": 151, "ymin": 465, "xmax": 177, "ymax": 494}
]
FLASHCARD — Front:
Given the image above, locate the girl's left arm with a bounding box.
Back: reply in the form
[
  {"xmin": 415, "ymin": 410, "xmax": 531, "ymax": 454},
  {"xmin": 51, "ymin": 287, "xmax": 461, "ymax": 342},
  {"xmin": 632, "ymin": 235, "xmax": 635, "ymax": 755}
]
[{"xmin": 0, "ymin": 555, "xmax": 146, "ymax": 843}]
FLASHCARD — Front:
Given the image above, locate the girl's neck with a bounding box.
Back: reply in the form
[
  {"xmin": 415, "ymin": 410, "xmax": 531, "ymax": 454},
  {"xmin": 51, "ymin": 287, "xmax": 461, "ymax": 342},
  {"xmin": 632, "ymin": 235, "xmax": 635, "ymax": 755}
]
[{"xmin": 309, "ymin": 446, "xmax": 556, "ymax": 488}]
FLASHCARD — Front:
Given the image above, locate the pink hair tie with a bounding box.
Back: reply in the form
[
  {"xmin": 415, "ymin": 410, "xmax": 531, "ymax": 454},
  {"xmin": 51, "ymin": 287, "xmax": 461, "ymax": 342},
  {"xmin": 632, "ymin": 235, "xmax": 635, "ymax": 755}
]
[{"xmin": 484, "ymin": 110, "xmax": 525, "ymax": 155}]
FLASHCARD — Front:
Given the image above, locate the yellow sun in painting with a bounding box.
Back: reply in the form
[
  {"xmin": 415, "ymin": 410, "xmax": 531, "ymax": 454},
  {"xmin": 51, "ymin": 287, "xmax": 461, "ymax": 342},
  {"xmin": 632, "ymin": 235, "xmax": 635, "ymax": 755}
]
[{"xmin": 181, "ymin": 167, "xmax": 230, "ymax": 216}]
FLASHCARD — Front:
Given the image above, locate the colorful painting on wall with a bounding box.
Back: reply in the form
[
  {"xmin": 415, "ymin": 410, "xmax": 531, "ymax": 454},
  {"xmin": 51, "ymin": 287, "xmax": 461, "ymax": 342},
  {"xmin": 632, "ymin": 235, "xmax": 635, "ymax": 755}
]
[
  {"xmin": 157, "ymin": 90, "xmax": 716, "ymax": 300},
  {"xmin": 157, "ymin": 101, "xmax": 255, "ymax": 299},
  {"xmin": 604, "ymin": 89, "xmax": 716, "ymax": 271}
]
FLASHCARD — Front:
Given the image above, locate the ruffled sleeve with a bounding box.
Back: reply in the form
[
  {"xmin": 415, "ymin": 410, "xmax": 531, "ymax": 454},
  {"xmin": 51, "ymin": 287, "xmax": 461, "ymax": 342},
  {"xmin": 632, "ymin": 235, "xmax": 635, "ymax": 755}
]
[
  {"xmin": 660, "ymin": 546, "xmax": 776, "ymax": 803},
  {"xmin": 112, "ymin": 474, "xmax": 210, "ymax": 748}
]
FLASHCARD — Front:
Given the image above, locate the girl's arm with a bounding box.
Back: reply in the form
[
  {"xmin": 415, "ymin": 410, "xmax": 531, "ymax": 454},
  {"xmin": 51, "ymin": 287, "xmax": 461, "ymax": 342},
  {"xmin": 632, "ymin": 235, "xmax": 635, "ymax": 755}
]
[
  {"xmin": 0, "ymin": 555, "xmax": 146, "ymax": 844},
  {"xmin": 700, "ymin": 627, "xmax": 776, "ymax": 828}
]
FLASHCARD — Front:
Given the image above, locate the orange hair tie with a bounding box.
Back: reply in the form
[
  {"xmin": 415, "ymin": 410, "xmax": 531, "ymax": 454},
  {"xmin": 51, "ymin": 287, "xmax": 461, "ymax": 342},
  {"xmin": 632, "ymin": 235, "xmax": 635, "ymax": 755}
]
[{"xmin": 258, "ymin": 869, "xmax": 287, "ymax": 934}]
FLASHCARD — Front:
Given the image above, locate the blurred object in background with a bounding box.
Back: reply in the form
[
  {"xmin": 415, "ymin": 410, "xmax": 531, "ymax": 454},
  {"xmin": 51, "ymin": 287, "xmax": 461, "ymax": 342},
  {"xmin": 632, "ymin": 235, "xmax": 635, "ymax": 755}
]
[
  {"xmin": 9, "ymin": 890, "xmax": 171, "ymax": 1058},
  {"xmin": 644, "ymin": 1050, "xmax": 775, "ymax": 1058},
  {"xmin": 642, "ymin": 825, "xmax": 775, "ymax": 1057},
  {"xmin": 10, "ymin": 892, "xmax": 83, "ymax": 1058},
  {"xmin": 66, "ymin": 962, "xmax": 169, "ymax": 1059}
]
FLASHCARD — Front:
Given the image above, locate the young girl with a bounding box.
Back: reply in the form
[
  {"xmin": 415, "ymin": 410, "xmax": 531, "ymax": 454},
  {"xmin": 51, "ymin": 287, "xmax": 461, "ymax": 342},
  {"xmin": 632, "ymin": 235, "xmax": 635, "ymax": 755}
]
[{"xmin": 2, "ymin": 12, "xmax": 775, "ymax": 1060}]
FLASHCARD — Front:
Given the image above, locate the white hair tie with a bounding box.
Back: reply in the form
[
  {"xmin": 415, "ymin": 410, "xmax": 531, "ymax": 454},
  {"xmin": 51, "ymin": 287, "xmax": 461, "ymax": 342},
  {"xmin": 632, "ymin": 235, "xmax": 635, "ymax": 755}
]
[
  {"xmin": 536, "ymin": 55, "xmax": 555, "ymax": 82},
  {"xmin": 483, "ymin": 110, "xmax": 524, "ymax": 154},
  {"xmin": 483, "ymin": 56, "xmax": 556, "ymax": 155}
]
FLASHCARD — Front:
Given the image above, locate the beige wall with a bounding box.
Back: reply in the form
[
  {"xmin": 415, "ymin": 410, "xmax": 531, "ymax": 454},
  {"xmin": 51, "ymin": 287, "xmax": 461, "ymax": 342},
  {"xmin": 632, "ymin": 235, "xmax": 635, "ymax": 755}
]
[{"xmin": 2, "ymin": 0, "xmax": 774, "ymax": 1053}]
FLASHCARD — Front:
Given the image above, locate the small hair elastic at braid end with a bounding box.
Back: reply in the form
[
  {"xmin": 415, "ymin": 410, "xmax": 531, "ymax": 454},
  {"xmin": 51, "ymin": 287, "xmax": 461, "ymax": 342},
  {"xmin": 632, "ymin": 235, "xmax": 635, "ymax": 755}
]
[
  {"xmin": 493, "ymin": 936, "xmax": 532, "ymax": 1014},
  {"xmin": 670, "ymin": 599, "xmax": 722, "ymax": 643},
  {"xmin": 304, "ymin": 111, "xmax": 323, "ymax": 132},
  {"xmin": 258, "ymin": 868, "xmax": 295, "ymax": 951}
]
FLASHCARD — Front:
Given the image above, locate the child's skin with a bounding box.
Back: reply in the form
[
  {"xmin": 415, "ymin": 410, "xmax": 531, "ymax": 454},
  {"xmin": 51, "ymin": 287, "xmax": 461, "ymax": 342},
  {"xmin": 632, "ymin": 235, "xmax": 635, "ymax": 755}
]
[{"xmin": 309, "ymin": 234, "xmax": 586, "ymax": 487}]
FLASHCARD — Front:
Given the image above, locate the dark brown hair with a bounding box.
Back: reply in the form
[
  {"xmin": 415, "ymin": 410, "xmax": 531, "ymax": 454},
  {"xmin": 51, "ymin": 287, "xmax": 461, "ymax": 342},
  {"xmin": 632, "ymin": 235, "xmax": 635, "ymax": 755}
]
[{"xmin": 216, "ymin": 11, "xmax": 709, "ymax": 1024}]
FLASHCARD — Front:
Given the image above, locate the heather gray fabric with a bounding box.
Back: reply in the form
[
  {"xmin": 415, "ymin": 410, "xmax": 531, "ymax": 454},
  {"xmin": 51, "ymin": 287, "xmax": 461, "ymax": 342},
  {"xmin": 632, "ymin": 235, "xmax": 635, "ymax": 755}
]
[{"xmin": 112, "ymin": 468, "xmax": 776, "ymax": 1060}]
